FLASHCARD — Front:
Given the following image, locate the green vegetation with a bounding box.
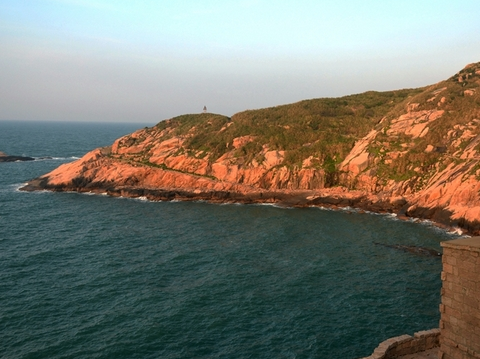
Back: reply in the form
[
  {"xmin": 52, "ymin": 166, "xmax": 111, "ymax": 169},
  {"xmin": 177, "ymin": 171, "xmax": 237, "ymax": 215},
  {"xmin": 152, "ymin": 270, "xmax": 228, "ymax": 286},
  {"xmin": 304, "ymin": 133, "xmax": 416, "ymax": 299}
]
[
  {"xmin": 152, "ymin": 89, "xmax": 419, "ymax": 169},
  {"xmin": 114, "ymin": 62, "xmax": 480, "ymax": 190}
]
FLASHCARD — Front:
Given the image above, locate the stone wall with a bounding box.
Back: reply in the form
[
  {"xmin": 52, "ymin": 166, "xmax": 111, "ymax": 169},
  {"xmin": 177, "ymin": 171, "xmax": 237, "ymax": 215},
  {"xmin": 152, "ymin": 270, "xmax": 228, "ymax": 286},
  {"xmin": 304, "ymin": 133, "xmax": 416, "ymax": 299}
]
[
  {"xmin": 360, "ymin": 329, "xmax": 440, "ymax": 359},
  {"xmin": 439, "ymin": 237, "xmax": 480, "ymax": 359}
]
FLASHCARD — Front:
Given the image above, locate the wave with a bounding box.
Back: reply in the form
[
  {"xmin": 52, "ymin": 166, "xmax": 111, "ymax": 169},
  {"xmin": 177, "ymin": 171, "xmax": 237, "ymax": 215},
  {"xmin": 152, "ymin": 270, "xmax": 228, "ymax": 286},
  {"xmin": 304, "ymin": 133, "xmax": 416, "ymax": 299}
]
[
  {"xmin": 313, "ymin": 205, "xmax": 466, "ymax": 237},
  {"xmin": 80, "ymin": 191, "xmax": 97, "ymax": 196},
  {"xmin": 0, "ymin": 184, "xmax": 22, "ymax": 194},
  {"xmin": 220, "ymin": 202, "xmax": 244, "ymax": 206},
  {"xmin": 448, "ymin": 227, "xmax": 466, "ymax": 236},
  {"xmin": 252, "ymin": 202, "xmax": 293, "ymax": 209},
  {"xmin": 13, "ymin": 183, "xmax": 51, "ymax": 194},
  {"xmin": 14, "ymin": 183, "xmax": 28, "ymax": 191},
  {"xmin": 395, "ymin": 216, "xmax": 466, "ymax": 237}
]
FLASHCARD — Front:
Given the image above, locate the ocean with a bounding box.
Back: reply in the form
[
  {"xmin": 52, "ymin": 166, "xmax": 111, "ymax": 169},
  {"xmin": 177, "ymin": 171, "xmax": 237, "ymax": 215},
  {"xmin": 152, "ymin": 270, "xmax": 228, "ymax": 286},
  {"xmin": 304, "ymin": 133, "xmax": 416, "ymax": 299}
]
[{"xmin": 0, "ymin": 120, "xmax": 459, "ymax": 358}]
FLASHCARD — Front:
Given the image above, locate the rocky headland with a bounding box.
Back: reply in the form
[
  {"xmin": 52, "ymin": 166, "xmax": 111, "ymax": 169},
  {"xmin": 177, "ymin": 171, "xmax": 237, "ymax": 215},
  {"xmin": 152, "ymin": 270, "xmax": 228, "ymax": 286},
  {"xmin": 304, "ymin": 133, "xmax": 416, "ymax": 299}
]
[{"xmin": 21, "ymin": 62, "xmax": 480, "ymax": 234}]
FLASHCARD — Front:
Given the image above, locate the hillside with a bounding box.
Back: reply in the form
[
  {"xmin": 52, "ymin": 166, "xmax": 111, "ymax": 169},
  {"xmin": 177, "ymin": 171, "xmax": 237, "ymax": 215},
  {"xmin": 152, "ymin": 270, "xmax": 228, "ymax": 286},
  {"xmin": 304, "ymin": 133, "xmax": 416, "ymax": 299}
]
[{"xmin": 22, "ymin": 62, "xmax": 480, "ymax": 234}]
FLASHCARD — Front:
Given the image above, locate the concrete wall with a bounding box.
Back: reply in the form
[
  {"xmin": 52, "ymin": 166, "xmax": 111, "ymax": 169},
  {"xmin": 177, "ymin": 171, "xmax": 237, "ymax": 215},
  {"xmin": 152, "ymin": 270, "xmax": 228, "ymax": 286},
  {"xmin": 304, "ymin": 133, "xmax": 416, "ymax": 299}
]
[{"xmin": 439, "ymin": 237, "xmax": 480, "ymax": 359}]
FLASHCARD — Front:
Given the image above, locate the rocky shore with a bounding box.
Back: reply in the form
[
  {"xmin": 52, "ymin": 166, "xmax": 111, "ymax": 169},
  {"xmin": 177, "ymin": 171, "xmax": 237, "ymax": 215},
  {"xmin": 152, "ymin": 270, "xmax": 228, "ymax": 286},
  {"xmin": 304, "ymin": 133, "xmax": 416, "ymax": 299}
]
[{"xmin": 19, "ymin": 147, "xmax": 474, "ymax": 235}]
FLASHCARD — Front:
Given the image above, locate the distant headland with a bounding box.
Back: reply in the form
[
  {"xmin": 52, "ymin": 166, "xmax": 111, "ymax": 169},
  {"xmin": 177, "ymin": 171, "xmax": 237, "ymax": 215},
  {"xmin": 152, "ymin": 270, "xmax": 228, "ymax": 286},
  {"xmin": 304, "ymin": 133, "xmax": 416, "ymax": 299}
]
[{"xmin": 21, "ymin": 62, "xmax": 480, "ymax": 234}]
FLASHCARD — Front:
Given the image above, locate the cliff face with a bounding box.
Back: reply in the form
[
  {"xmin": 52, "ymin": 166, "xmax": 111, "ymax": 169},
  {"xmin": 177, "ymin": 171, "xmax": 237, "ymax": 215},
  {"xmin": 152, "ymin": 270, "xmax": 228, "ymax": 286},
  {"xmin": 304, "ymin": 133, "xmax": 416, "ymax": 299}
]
[
  {"xmin": 22, "ymin": 62, "xmax": 480, "ymax": 234},
  {"xmin": 337, "ymin": 63, "xmax": 480, "ymax": 232}
]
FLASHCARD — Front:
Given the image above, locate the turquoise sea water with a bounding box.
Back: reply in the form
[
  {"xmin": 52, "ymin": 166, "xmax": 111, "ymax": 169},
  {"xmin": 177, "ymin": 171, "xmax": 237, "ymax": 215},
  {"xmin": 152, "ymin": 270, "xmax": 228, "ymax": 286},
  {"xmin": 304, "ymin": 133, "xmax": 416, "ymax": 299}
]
[{"xmin": 0, "ymin": 120, "xmax": 459, "ymax": 358}]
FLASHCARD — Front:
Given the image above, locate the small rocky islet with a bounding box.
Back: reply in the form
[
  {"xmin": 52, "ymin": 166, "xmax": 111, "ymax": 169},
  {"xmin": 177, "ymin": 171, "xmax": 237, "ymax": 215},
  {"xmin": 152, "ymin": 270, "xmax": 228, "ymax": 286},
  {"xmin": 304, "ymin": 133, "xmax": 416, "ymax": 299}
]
[
  {"xmin": 22, "ymin": 62, "xmax": 480, "ymax": 235},
  {"xmin": 0, "ymin": 151, "xmax": 34, "ymax": 162}
]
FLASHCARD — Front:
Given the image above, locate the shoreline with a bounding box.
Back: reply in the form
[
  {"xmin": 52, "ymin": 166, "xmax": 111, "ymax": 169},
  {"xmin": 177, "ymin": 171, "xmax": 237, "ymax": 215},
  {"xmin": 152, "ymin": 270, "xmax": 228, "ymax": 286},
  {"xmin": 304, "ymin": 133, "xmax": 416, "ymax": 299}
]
[{"xmin": 20, "ymin": 179, "xmax": 468, "ymax": 237}]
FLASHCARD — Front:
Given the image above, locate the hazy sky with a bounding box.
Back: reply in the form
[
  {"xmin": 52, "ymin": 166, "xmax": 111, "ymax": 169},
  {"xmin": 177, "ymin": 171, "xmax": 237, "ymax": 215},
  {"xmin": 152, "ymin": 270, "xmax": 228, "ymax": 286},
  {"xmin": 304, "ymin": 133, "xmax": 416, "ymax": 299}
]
[{"xmin": 1, "ymin": 1, "xmax": 479, "ymax": 123}]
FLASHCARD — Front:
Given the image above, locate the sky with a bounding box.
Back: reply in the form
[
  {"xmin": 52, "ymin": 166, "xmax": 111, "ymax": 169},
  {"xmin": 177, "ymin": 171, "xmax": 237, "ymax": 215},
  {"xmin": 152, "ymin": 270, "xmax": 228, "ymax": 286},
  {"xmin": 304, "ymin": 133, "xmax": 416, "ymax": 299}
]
[{"xmin": 0, "ymin": 1, "xmax": 479, "ymax": 123}]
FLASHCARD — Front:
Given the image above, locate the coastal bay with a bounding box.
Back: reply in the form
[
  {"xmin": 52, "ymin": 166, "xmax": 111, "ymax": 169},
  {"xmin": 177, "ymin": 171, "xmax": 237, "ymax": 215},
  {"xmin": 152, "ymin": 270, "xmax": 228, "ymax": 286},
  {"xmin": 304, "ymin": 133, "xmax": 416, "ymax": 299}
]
[{"xmin": 0, "ymin": 120, "xmax": 459, "ymax": 358}]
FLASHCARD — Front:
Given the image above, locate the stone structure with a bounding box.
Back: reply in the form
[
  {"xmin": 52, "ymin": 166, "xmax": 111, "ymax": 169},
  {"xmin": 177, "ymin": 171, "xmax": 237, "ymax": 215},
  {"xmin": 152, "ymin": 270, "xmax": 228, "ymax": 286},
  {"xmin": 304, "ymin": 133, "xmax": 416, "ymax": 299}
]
[
  {"xmin": 439, "ymin": 237, "xmax": 480, "ymax": 359},
  {"xmin": 361, "ymin": 237, "xmax": 480, "ymax": 359},
  {"xmin": 360, "ymin": 329, "xmax": 440, "ymax": 359}
]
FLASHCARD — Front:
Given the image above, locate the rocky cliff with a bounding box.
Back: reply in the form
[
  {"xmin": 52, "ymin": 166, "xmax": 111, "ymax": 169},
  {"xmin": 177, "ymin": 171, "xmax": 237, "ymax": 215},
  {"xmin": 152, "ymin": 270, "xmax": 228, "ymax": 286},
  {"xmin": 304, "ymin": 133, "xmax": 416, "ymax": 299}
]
[{"xmin": 22, "ymin": 62, "xmax": 480, "ymax": 234}]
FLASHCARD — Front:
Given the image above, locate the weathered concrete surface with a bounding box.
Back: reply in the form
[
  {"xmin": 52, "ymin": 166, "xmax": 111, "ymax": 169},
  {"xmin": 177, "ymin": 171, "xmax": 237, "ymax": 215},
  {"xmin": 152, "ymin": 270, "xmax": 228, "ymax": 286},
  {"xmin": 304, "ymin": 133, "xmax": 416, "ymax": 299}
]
[{"xmin": 397, "ymin": 347, "xmax": 438, "ymax": 358}]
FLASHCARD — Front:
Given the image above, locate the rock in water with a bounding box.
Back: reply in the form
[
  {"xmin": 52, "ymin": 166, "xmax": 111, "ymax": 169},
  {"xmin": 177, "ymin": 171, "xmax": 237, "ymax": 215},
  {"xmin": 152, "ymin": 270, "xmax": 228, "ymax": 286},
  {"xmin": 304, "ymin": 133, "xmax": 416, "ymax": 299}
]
[
  {"xmin": 0, "ymin": 152, "xmax": 34, "ymax": 162},
  {"xmin": 373, "ymin": 242, "xmax": 442, "ymax": 257}
]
